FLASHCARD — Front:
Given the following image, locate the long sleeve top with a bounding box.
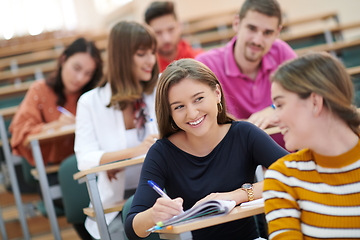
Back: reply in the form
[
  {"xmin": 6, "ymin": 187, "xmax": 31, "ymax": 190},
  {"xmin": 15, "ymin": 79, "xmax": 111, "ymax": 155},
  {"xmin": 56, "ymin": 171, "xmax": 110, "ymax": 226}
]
[
  {"xmin": 74, "ymin": 83, "xmax": 158, "ymax": 239},
  {"xmin": 263, "ymin": 140, "xmax": 360, "ymax": 239},
  {"xmin": 125, "ymin": 121, "xmax": 288, "ymax": 240},
  {"xmin": 9, "ymin": 79, "xmax": 80, "ymax": 166}
]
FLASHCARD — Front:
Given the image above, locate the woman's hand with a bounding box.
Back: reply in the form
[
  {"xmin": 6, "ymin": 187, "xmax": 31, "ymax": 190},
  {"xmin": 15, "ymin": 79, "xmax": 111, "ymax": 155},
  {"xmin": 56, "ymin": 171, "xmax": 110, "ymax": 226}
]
[
  {"xmin": 151, "ymin": 197, "xmax": 183, "ymax": 224},
  {"xmin": 107, "ymin": 168, "xmax": 125, "ymax": 181},
  {"xmin": 193, "ymin": 190, "xmax": 246, "ymax": 207},
  {"xmin": 137, "ymin": 134, "xmax": 159, "ymax": 155},
  {"xmin": 41, "ymin": 113, "xmax": 76, "ymax": 132},
  {"xmin": 57, "ymin": 113, "xmax": 76, "ymax": 126}
]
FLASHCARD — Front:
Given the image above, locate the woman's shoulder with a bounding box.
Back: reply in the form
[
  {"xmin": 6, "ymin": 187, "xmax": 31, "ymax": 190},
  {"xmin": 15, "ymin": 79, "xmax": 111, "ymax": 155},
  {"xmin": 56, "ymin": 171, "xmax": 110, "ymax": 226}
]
[
  {"xmin": 79, "ymin": 85, "xmax": 108, "ymax": 102},
  {"xmin": 268, "ymin": 148, "xmax": 312, "ymax": 172},
  {"xmin": 29, "ymin": 79, "xmax": 52, "ymax": 93},
  {"xmin": 230, "ymin": 121, "xmax": 259, "ymax": 132}
]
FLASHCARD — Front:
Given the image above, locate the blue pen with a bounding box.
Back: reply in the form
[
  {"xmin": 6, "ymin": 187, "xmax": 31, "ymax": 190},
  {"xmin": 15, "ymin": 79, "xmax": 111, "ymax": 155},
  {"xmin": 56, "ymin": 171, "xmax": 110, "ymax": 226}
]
[
  {"xmin": 147, "ymin": 180, "xmax": 171, "ymax": 199},
  {"xmin": 57, "ymin": 106, "xmax": 74, "ymax": 117},
  {"xmin": 147, "ymin": 180, "xmax": 172, "ymax": 232}
]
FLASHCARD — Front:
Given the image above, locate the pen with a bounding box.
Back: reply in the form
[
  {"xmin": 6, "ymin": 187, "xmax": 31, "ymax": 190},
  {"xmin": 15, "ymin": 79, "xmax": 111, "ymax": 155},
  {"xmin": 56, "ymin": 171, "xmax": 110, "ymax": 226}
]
[
  {"xmin": 147, "ymin": 180, "xmax": 171, "ymax": 199},
  {"xmin": 147, "ymin": 180, "xmax": 183, "ymax": 230},
  {"xmin": 57, "ymin": 106, "xmax": 74, "ymax": 117}
]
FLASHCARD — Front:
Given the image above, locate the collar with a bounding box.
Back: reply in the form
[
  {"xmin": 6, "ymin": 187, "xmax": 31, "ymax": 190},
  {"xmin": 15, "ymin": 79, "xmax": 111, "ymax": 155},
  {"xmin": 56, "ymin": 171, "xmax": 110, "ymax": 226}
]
[{"xmin": 312, "ymin": 139, "xmax": 360, "ymax": 168}]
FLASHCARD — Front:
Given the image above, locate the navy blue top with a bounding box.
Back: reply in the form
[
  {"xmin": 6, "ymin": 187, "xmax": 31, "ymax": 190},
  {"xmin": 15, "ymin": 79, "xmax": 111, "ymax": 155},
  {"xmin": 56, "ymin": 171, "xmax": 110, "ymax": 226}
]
[{"xmin": 125, "ymin": 121, "xmax": 288, "ymax": 240}]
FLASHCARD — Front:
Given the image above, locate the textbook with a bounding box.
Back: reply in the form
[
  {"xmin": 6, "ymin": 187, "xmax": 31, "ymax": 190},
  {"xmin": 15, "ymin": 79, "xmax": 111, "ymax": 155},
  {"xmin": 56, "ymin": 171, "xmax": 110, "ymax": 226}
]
[{"xmin": 148, "ymin": 199, "xmax": 236, "ymax": 231}]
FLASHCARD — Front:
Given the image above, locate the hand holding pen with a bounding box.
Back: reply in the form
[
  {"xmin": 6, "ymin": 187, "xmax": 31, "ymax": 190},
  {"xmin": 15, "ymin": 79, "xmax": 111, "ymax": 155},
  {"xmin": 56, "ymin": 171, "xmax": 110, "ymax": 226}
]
[
  {"xmin": 57, "ymin": 106, "xmax": 75, "ymax": 126},
  {"xmin": 147, "ymin": 180, "xmax": 183, "ymax": 230}
]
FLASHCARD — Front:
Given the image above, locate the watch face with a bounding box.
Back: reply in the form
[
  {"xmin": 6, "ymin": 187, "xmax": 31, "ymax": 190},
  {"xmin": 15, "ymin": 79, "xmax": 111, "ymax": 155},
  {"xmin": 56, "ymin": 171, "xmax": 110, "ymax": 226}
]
[{"xmin": 242, "ymin": 183, "xmax": 252, "ymax": 189}]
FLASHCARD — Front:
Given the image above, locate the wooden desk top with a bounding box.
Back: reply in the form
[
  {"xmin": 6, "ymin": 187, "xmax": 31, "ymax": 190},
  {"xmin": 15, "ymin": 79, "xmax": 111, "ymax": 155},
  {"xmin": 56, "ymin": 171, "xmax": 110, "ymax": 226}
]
[
  {"xmin": 155, "ymin": 203, "xmax": 264, "ymax": 234},
  {"xmin": 0, "ymin": 106, "xmax": 18, "ymax": 118},
  {"xmin": 283, "ymin": 11, "xmax": 337, "ymax": 28},
  {"xmin": 73, "ymin": 157, "xmax": 145, "ymax": 180},
  {"xmin": 281, "ymin": 21, "xmax": 360, "ymax": 42},
  {"xmin": 295, "ymin": 38, "xmax": 360, "ymax": 56},
  {"xmin": 0, "ymin": 81, "xmax": 33, "ymax": 98},
  {"xmin": 26, "ymin": 124, "xmax": 75, "ymax": 145},
  {"xmin": 347, "ymin": 65, "xmax": 360, "ymax": 76}
]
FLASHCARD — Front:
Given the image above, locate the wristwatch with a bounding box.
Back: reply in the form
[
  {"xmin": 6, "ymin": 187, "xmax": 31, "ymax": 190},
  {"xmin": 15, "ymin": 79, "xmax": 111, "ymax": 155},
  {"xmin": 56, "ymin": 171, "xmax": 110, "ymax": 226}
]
[{"xmin": 241, "ymin": 183, "xmax": 255, "ymax": 201}]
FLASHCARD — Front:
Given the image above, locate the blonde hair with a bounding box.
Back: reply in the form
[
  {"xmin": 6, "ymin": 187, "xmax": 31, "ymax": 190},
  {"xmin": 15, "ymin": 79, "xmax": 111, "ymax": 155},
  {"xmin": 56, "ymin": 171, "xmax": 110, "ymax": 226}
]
[{"xmin": 271, "ymin": 52, "xmax": 360, "ymax": 134}]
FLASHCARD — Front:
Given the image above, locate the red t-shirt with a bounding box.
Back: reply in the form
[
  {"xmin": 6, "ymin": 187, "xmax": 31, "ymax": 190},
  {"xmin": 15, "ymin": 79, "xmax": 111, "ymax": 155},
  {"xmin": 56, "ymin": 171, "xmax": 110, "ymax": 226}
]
[{"xmin": 157, "ymin": 39, "xmax": 203, "ymax": 72}]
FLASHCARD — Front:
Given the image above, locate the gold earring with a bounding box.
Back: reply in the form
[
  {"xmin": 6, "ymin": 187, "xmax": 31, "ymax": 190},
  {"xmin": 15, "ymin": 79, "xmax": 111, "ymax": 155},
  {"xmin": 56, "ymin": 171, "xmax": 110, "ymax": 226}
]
[
  {"xmin": 171, "ymin": 122, "xmax": 178, "ymax": 131},
  {"xmin": 217, "ymin": 102, "xmax": 223, "ymax": 113}
]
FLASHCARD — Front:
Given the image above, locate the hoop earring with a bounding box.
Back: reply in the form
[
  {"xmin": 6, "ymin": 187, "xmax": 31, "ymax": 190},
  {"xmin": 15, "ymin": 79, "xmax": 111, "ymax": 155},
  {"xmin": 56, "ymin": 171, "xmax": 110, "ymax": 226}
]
[
  {"xmin": 217, "ymin": 102, "xmax": 223, "ymax": 113},
  {"xmin": 171, "ymin": 122, "xmax": 178, "ymax": 131}
]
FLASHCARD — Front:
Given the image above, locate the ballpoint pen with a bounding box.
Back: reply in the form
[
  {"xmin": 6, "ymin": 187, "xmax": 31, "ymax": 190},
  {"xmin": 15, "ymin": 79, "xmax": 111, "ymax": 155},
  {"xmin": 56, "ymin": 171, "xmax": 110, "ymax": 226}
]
[
  {"xmin": 147, "ymin": 180, "xmax": 171, "ymax": 200},
  {"xmin": 57, "ymin": 106, "xmax": 74, "ymax": 117},
  {"xmin": 147, "ymin": 180, "xmax": 183, "ymax": 231}
]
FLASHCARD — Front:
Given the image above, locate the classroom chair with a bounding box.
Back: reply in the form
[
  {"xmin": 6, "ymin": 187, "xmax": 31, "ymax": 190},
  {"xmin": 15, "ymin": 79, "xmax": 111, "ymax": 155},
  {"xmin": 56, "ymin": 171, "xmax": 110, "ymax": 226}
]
[
  {"xmin": 58, "ymin": 154, "xmax": 90, "ymax": 224},
  {"xmin": 121, "ymin": 195, "xmax": 160, "ymax": 240}
]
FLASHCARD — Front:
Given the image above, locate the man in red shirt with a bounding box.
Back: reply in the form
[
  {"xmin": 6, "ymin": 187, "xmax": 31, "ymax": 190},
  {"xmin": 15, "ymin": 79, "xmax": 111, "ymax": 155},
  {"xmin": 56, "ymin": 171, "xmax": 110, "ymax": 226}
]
[{"xmin": 144, "ymin": 1, "xmax": 203, "ymax": 72}]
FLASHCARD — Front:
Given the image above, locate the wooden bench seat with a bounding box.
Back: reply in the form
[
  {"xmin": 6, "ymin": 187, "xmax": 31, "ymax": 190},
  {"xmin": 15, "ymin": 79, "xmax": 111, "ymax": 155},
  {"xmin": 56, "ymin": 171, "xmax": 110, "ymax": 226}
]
[
  {"xmin": 181, "ymin": 10, "xmax": 340, "ymax": 50},
  {"xmin": 0, "ymin": 106, "xmax": 18, "ymax": 119},
  {"xmin": 282, "ymin": 11, "xmax": 338, "ymax": 30},
  {"xmin": 182, "ymin": 10, "xmax": 237, "ymax": 36},
  {"xmin": 0, "ymin": 38, "xmax": 108, "ymax": 71},
  {"xmin": 0, "ymin": 81, "xmax": 33, "ymax": 98},
  {"xmin": 30, "ymin": 165, "xmax": 61, "ymax": 180},
  {"xmin": 347, "ymin": 65, "xmax": 360, "ymax": 76},
  {"xmin": 281, "ymin": 21, "xmax": 360, "ymax": 43},
  {"xmin": 295, "ymin": 38, "xmax": 360, "ymax": 55},
  {"xmin": 0, "ymin": 32, "xmax": 107, "ymax": 59},
  {"xmin": 83, "ymin": 199, "xmax": 127, "ymax": 218},
  {"xmin": 0, "ymin": 61, "xmax": 56, "ymax": 83}
]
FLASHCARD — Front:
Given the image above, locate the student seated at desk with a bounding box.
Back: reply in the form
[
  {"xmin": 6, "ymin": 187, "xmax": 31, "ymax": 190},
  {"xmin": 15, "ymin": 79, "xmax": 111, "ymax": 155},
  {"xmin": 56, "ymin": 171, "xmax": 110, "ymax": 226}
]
[
  {"xmin": 263, "ymin": 52, "xmax": 360, "ymax": 239},
  {"xmin": 124, "ymin": 59, "xmax": 288, "ymax": 240},
  {"xmin": 9, "ymin": 37, "xmax": 102, "ymax": 167},
  {"xmin": 74, "ymin": 21, "xmax": 159, "ymax": 239},
  {"xmin": 144, "ymin": 1, "xmax": 203, "ymax": 72},
  {"xmin": 9, "ymin": 37, "xmax": 103, "ymax": 240}
]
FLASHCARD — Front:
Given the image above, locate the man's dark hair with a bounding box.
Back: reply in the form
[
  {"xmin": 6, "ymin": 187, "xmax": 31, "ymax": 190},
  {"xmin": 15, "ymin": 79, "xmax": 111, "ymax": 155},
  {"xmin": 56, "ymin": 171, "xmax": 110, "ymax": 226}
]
[
  {"xmin": 145, "ymin": 1, "xmax": 177, "ymax": 25},
  {"xmin": 239, "ymin": 0, "xmax": 282, "ymax": 26}
]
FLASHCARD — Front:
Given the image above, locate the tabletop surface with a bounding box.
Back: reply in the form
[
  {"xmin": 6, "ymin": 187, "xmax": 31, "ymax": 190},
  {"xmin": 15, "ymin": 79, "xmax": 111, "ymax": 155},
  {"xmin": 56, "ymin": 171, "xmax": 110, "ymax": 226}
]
[{"xmin": 155, "ymin": 203, "xmax": 264, "ymax": 234}]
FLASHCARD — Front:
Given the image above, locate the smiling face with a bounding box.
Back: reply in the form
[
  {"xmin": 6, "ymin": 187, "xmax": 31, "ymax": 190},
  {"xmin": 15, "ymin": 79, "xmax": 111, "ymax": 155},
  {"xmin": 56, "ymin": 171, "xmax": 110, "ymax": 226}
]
[
  {"xmin": 271, "ymin": 82, "xmax": 315, "ymax": 151},
  {"xmin": 168, "ymin": 78, "xmax": 221, "ymax": 138},
  {"xmin": 148, "ymin": 14, "xmax": 181, "ymax": 58},
  {"xmin": 132, "ymin": 48, "xmax": 157, "ymax": 82},
  {"xmin": 61, "ymin": 52, "xmax": 96, "ymax": 94},
  {"xmin": 233, "ymin": 10, "xmax": 280, "ymax": 64}
]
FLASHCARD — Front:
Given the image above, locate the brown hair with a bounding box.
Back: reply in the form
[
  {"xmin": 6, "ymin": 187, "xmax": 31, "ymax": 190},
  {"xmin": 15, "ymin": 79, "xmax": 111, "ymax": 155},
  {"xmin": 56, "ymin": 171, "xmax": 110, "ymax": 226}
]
[
  {"xmin": 46, "ymin": 37, "xmax": 103, "ymax": 106},
  {"xmin": 155, "ymin": 58, "xmax": 234, "ymax": 138},
  {"xmin": 239, "ymin": 0, "xmax": 282, "ymax": 26},
  {"xmin": 145, "ymin": 1, "xmax": 177, "ymax": 25},
  {"xmin": 98, "ymin": 21, "xmax": 159, "ymax": 109},
  {"xmin": 271, "ymin": 51, "xmax": 360, "ymax": 134}
]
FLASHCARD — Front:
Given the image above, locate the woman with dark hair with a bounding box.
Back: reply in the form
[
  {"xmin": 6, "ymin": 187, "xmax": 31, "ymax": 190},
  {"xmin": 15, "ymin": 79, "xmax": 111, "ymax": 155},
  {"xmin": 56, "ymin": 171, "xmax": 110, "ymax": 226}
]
[
  {"xmin": 263, "ymin": 52, "xmax": 360, "ymax": 239},
  {"xmin": 125, "ymin": 58, "xmax": 288, "ymax": 240},
  {"xmin": 10, "ymin": 37, "xmax": 103, "ymax": 166},
  {"xmin": 74, "ymin": 21, "xmax": 159, "ymax": 239}
]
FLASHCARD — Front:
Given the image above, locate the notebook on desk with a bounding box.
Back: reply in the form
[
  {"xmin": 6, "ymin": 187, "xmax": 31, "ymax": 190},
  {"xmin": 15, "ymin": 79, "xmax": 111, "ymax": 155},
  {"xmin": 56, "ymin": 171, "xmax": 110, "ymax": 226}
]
[{"xmin": 148, "ymin": 199, "xmax": 236, "ymax": 231}]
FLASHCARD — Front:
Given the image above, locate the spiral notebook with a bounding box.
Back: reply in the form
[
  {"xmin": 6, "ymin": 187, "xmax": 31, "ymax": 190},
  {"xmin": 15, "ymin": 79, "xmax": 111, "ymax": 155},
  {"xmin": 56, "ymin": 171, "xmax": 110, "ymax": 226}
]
[{"xmin": 148, "ymin": 199, "xmax": 236, "ymax": 231}]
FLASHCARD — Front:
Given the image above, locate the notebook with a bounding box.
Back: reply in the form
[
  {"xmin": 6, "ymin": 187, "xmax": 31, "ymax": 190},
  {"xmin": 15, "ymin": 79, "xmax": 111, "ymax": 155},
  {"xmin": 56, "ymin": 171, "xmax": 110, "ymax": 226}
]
[{"xmin": 148, "ymin": 199, "xmax": 236, "ymax": 231}]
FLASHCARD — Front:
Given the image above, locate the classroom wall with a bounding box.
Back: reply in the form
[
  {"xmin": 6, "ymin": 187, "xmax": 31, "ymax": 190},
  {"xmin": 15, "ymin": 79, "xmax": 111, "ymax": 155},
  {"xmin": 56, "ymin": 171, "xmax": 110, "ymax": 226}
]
[{"xmin": 79, "ymin": 0, "xmax": 360, "ymax": 41}]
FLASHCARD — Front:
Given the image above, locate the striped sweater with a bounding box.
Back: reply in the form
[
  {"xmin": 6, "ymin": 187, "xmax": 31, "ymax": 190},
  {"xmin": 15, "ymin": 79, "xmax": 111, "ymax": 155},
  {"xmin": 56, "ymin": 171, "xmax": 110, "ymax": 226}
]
[{"xmin": 263, "ymin": 140, "xmax": 360, "ymax": 240}]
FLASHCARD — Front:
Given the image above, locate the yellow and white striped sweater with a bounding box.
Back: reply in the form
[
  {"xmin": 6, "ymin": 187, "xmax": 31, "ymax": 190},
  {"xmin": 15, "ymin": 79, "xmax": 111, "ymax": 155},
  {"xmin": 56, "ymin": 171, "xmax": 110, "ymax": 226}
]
[{"xmin": 263, "ymin": 140, "xmax": 360, "ymax": 240}]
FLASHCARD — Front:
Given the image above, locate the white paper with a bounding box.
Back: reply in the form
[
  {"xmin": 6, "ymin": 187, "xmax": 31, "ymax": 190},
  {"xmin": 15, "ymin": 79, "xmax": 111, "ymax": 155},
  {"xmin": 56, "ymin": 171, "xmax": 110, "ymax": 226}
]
[{"xmin": 240, "ymin": 198, "xmax": 264, "ymax": 207}]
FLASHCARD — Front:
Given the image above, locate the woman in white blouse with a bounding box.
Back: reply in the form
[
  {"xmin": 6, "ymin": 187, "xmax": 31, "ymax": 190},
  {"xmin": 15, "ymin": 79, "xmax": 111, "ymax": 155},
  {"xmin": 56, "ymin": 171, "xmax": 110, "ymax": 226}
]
[{"xmin": 74, "ymin": 21, "xmax": 159, "ymax": 239}]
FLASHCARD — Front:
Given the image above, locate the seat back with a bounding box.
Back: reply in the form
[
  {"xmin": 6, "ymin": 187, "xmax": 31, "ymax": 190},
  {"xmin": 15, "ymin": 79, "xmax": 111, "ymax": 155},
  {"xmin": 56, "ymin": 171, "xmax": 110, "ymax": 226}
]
[
  {"xmin": 121, "ymin": 195, "xmax": 160, "ymax": 240},
  {"xmin": 58, "ymin": 154, "xmax": 90, "ymax": 224}
]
